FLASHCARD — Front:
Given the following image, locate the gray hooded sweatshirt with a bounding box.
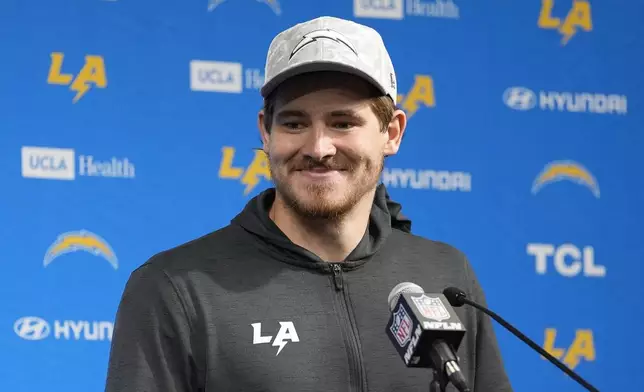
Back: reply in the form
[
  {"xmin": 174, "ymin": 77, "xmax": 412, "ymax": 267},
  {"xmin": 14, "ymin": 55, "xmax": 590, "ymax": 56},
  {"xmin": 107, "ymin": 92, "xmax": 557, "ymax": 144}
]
[{"xmin": 105, "ymin": 184, "xmax": 513, "ymax": 392}]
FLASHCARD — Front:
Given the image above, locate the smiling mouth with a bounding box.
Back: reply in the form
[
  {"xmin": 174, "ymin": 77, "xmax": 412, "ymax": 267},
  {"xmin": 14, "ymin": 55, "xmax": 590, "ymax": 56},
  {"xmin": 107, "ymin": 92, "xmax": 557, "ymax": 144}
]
[
  {"xmin": 295, "ymin": 167, "xmax": 347, "ymax": 179},
  {"xmin": 302, "ymin": 167, "xmax": 343, "ymax": 172}
]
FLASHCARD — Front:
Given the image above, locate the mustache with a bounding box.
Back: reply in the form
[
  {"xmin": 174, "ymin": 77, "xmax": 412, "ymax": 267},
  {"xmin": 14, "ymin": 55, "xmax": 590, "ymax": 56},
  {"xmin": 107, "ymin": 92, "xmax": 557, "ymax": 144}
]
[{"xmin": 289, "ymin": 156, "xmax": 357, "ymax": 171}]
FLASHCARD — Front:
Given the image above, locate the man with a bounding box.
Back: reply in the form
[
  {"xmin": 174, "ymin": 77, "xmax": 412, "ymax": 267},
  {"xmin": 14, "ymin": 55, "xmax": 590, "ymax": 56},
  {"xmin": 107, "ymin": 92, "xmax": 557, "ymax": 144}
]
[{"xmin": 105, "ymin": 16, "xmax": 513, "ymax": 392}]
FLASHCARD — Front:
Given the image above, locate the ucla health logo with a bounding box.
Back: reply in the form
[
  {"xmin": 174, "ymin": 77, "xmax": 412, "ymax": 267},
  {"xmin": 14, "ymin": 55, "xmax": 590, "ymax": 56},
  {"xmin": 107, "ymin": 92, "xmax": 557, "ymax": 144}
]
[
  {"xmin": 532, "ymin": 160, "xmax": 599, "ymax": 198},
  {"xmin": 354, "ymin": 0, "xmax": 459, "ymax": 20},
  {"xmin": 207, "ymin": 0, "xmax": 281, "ymax": 14},
  {"xmin": 190, "ymin": 60, "xmax": 264, "ymax": 94},
  {"xmin": 44, "ymin": 230, "xmax": 118, "ymax": 270},
  {"xmin": 21, "ymin": 146, "xmax": 135, "ymax": 181}
]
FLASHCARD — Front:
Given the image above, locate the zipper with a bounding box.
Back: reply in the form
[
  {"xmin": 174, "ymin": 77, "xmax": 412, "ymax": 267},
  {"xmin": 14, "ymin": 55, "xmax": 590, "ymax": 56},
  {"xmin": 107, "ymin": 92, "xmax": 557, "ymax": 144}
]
[
  {"xmin": 332, "ymin": 263, "xmax": 343, "ymax": 290},
  {"xmin": 330, "ymin": 263, "xmax": 367, "ymax": 392}
]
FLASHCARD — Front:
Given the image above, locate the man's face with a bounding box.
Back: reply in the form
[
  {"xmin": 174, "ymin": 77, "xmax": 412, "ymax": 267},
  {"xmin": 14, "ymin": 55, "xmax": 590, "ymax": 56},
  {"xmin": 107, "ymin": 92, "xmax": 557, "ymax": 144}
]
[{"xmin": 259, "ymin": 72, "xmax": 403, "ymax": 220}]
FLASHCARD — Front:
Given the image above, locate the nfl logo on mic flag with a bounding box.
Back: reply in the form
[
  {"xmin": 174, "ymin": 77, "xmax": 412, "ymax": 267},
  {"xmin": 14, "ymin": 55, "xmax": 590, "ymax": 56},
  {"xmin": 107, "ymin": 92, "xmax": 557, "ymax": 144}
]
[
  {"xmin": 386, "ymin": 293, "xmax": 466, "ymax": 368},
  {"xmin": 390, "ymin": 303, "xmax": 413, "ymax": 347},
  {"xmin": 412, "ymin": 294, "xmax": 451, "ymax": 322}
]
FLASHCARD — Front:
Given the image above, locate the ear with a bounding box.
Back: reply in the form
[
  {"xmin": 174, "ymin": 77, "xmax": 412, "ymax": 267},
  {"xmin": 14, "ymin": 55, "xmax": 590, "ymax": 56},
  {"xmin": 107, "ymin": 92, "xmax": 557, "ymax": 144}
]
[
  {"xmin": 383, "ymin": 109, "xmax": 407, "ymax": 156},
  {"xmin": 257, "ymin": 109, "xmax": 270, "ymax": 153}
]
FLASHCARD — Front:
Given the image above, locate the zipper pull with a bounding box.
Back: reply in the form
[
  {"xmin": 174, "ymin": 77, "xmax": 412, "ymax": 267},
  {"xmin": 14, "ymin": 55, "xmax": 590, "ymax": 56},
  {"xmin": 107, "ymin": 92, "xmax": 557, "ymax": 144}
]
[{"xmin": 331, "ymin": 263, "xmax": 343, "ymax": 291}]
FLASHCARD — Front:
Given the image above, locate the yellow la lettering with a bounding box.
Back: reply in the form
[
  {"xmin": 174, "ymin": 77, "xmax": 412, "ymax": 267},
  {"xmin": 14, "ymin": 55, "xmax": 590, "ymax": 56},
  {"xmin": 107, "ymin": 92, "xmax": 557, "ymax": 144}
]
[
  {"xmin": 70, "ymin": 55, "xmax": 107, "ymax": 103},
  {"xmin": 537, "ymin": 0, "xmax": 561, "ymax": 29},
  {"xmin": 563, "ymin": 329, "xmax": 595, "ymax": 369},
  {"xmin": 538, "ymin": 0, "xmax": 592, "ymax": 45},
  {"xmin": 218, "ymin": 147, "xmax": 244, "ymax": 179},
  {"xmin": 559, "ymin": 0, "xmax": 592, "ymax": 45},
  {"xmin": 397, "ymin": 75, "xmax": 436, "ymax": 119},
  {"xmin": 241, "ymin": 150, "xmax": 271, "ymax": 195},
  {"xmin": 543, "ymin": 328, "xmax": 595, "ymax": 370},
  {"xmin": 47, "ymin": 52, "xmax": 74, "ymax": 85},
  {"xmin": 543, "ymin": 328, "xmax": 566, "ymax": 359}
]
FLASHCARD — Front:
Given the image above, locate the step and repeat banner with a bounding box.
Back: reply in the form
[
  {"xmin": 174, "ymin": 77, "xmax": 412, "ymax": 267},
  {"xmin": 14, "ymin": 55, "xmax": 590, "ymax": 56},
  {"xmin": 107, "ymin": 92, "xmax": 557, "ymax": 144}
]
[{"xmin": 1, "ymin": 1, "xmax": 642, "ymax": 391}]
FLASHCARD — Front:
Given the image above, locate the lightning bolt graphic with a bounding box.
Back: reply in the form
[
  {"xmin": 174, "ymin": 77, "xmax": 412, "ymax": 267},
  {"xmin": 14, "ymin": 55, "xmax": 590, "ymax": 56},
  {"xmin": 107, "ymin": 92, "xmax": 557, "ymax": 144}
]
[
  {"xmin": 241, "ymin": 176, "xmax": 259, "ymax": 196},
  {"xmin": 71, "ymin": 82, "xmax": 90, "ymax": 104},
  {"xmin": 561, "ymin": 31, "xmax": 575, "ymax": 46},
  {"xmin": 274, "ymin": 339, "xmax": 288, "ymax": 356},
  {"xmin": 257, "ymin": 0, "xmax": 281, "ymax": 15},
  {"xmin": 290, "ymin": 29, "xmax": 357, "ymax": 60},
  {"xmin": 207, "ymin": 0, "xmax": 226, "ymax": 11}
]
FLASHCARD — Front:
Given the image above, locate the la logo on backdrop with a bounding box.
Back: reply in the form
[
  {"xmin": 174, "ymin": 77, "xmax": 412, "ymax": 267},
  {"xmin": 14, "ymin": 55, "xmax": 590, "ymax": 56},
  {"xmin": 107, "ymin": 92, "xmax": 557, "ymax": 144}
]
[
  {"xmin": 47, "ymin": 52, "xmax": 107, "ymax": 103},
  {"xmin": 538, "ymin": 0, "xmax": 593, "ymax": 45}
]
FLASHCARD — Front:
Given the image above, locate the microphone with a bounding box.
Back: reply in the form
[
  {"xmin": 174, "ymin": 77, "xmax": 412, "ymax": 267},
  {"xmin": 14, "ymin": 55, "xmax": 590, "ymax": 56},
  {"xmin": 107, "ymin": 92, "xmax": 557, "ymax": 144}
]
[
  {"xmin": 386, "ymin": 282, "xmax": 471, "ymax": 392},
  {"xmin": 443, "ymin": 287, "xmax": 600, "ymax": 392}
]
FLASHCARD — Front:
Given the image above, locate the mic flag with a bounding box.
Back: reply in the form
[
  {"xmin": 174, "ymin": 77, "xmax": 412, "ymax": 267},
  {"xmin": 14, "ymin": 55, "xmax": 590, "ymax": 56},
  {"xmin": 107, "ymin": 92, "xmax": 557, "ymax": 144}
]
[{"xmin": 386, "ymin": 287, "xmax": 466, "ymax": 367}]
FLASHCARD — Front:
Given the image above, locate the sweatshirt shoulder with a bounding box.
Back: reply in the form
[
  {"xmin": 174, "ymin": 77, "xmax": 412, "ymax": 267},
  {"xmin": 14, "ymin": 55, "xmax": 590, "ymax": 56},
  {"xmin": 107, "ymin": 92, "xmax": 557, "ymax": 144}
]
[
  {"xmin": 389, "ymin": 230, "xmax": 487, "ymax": 301},
  {"xmin": 390, "ymin": 229, "xmax": 469, "ymax": 262},
  {"xmin": 132, "ymin": 224, "xmax": 247, "ymax": 276}
]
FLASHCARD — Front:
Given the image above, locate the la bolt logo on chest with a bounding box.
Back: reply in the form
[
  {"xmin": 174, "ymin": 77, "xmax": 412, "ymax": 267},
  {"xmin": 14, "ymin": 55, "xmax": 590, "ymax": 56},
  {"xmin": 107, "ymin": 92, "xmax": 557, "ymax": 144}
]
[{"xmin": 252, "ymin": 322, "xmax": 300, "ymax": 356}]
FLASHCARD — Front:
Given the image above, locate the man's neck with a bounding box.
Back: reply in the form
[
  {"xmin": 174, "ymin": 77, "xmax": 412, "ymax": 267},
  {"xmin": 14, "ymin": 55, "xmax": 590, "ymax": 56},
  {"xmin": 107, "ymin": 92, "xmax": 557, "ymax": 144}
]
[{"xmin": 269, "ymin": 191, "xmax": 376, "ymax": 262}]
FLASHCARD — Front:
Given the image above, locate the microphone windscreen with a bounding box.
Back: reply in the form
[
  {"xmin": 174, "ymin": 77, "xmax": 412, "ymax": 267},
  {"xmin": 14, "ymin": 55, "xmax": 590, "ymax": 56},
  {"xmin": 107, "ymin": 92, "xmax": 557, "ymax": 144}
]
[
  {"xmin": 387, "ymin": 282, "xmax": 424, "ymax": 311},
  {"xmin": 443, "ymin": 287, "xmax": 467, "ymax": 307}
]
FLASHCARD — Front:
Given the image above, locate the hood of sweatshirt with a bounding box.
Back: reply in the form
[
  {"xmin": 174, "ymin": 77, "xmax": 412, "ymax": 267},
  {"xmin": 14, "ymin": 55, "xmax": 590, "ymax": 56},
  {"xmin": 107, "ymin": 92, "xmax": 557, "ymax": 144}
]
[{"xmin": 230, "ymin": 183, "xmax": 411, "ymax": 271}]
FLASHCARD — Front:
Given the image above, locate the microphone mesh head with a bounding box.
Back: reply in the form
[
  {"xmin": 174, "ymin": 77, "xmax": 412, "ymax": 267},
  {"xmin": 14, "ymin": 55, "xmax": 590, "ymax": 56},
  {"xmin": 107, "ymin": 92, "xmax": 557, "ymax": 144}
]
[{"xmin": 388, "ymin": 282, "xmax": 424, "ymax": 311}]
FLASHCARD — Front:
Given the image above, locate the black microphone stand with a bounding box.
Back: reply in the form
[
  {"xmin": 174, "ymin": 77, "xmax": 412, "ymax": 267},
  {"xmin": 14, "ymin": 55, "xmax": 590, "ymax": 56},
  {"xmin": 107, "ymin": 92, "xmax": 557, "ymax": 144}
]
[
  {"xmin": 429, "ymin": 368, "xmax": 448, "ymax": 392},
  {"xmin": 428, "ymin": 340, "xmax": 471, "ymax": 392}
]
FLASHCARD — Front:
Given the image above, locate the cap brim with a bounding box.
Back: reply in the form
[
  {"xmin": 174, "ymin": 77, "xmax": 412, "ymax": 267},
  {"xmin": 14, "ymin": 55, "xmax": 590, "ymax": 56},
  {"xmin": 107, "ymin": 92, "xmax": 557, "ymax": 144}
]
[{"xmin": 260, "ymin": 61, "xmax": 388, "ymax": 99}]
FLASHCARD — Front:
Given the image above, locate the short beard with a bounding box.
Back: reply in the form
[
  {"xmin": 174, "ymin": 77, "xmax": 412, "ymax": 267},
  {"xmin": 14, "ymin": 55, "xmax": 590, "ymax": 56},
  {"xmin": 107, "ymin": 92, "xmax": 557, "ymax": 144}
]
[{"xmin": 270, "ymin": 154, "xmax": 385, "ymax": 222}]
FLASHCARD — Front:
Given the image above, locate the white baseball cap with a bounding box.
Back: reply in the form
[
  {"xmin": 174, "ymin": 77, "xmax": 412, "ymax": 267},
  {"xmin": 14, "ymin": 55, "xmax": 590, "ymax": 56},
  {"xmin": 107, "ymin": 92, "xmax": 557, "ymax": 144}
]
[{"xmin": 260, "ymin": 16, "xmax": 397, "ymax": 105}]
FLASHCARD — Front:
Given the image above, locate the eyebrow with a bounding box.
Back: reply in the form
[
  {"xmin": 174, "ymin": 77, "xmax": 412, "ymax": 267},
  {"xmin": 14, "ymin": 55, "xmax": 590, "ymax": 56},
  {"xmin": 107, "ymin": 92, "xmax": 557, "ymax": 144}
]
[
  {"xmin": 275, "ymin": 109, "xmax": 362, "ymax": 120},
  {"xmin": 329, "ymin": 109, "xmax": 360, "ymax": 118},
  {"xmin": 275, "ymin": 110, "xmax": 307, "ymax": 120}
]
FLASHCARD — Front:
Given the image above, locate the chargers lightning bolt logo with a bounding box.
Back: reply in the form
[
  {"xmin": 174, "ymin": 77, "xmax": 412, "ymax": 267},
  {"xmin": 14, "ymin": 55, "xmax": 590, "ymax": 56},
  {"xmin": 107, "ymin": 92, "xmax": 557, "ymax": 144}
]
[
  {"xmin": 43, "ymin": 230, "xmax": 118, "ymax": 269},
  {"xmin": 290, "ymin": 29, "xmax": 357, "ymax": 60},
  {"xmin": 207, "ymin": 0, "xmax": 281, "ymax": 15},
  {"xmin": 531, "ymin": 160, "xmax": 600, "ymax": 198}
]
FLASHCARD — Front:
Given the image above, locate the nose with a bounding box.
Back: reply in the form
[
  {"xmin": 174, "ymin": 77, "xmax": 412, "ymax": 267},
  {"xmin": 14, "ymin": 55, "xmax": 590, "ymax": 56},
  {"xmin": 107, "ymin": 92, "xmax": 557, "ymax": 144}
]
[{"xmin": 301, "ymin": 126, "xmax": 336, "ymax": 160}]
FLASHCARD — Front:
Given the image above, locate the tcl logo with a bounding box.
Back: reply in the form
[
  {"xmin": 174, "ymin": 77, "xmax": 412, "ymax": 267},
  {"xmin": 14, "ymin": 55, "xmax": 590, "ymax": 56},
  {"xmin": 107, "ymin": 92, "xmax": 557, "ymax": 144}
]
[
  {"xmin": 527, "ymin": 243, "xmax": 606, "ymax": 278},
  {"xmin": 14, "ymin": 317, "xmax": 50, "ymax": 341}
]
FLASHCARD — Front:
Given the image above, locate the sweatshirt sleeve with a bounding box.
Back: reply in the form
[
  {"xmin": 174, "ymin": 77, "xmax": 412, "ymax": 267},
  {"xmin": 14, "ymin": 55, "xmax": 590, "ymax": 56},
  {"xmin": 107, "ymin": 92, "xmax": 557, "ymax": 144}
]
[
  {"xmin": 105, "ymin": 263, "xmax": 197, "ymax": 392},
  {"xmin": 462, "ymin": 255, "xmax": 514, "ymax": 392}
]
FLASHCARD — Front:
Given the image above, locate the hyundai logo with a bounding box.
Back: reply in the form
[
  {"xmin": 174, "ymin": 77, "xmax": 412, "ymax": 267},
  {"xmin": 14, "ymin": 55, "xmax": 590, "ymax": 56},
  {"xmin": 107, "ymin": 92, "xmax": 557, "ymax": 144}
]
[
  {"xmin": 14, "ymin": 316, "xmax": 50, "ymax": 341},
  {"xmin": 503, "ymin": 87, "xmax": 537, "ymax": 111}
]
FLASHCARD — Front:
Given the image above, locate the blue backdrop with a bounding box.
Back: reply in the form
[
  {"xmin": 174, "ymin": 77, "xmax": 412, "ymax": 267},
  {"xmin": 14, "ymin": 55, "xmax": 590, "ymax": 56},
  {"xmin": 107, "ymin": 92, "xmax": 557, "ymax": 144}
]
[{"xmin": 2, "ymin": 0, "xmax": 642, "ymax": 391}]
